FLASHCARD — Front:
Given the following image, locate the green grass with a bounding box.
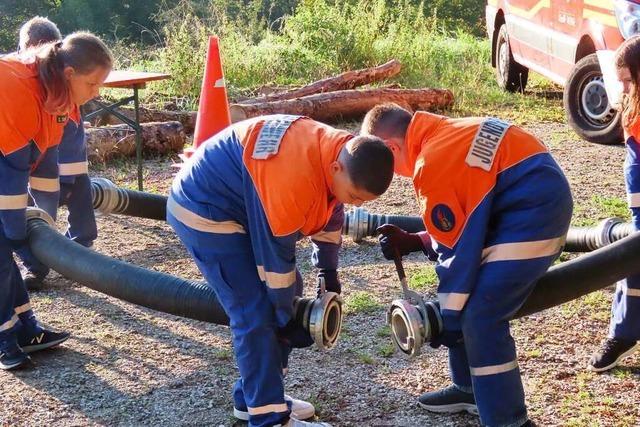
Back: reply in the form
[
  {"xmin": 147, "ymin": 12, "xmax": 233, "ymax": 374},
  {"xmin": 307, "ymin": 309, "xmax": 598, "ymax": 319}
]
[
  {"xmin": 409, "ymin": 266, "xmax": 438, "ymax": 291},
  {"xmin": 344, "ymin": 291, "xmax": 383, "ymax": 314},
  {"xmin": 115, "ymin": 0, "xmax": 564, "ymax": 127},
  {"xmin": 592, "ymin": 196, "xmax": 631, "ymax": 221},
  {"xmin": 377, "ymin": 343, "xmax": 396, "ymax": 358}
]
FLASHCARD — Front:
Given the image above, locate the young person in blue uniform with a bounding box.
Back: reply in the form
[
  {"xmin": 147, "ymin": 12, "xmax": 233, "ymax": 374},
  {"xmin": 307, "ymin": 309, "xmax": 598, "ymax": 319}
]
[
  {"xmin": 362, "ymin": 104, "xmax": 573, "ymax": 427},
  {"xmin": 589, "ymin": 35, "xmax": 640, "ymax": 372},
  {"xmin": 17, "ymin": 17, "xmax": 98, "ymax": 291},
  {"xmin": 0, "ymin": 31, "xmax": 112, "ymax": 370},
  {"xmin": 168, "ymin": 115, "xmax": 394, "ymax": 427}
]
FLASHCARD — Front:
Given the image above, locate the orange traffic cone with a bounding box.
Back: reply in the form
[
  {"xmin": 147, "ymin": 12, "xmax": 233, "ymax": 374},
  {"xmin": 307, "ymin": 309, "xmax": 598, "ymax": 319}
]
[{"xmin": 180, "ymin": 36, "xmax": 231, "ymax": 160}]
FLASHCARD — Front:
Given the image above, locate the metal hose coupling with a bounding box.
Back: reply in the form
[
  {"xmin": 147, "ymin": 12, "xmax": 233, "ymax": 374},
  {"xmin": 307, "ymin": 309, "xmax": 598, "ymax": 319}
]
[
  {"xmin": 91, "ymin": 177, "xmax": 130, "ymax": 215},
  {"xmin": 387, "ymin": 296, "xmax": 442, "ymax": 357},
  {"xmin": 343, "ymin": 207, "xmax": 427, "ymax": 243},
  {"xmin": 26, "ymin": 207, "xmax": 56, "ymax": 228},
  {"xmin": 293, "ymin": 290, "xmax": 343, "ymax": 351}
]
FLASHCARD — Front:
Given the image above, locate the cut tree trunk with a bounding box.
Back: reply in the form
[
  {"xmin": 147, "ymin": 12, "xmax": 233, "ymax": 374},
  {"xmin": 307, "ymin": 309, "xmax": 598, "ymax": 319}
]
[
  {"xmin": 90, "ymin": 107, "xmax": 197, "ymax": 134},
  {"xmin": 85, "ymin": 121, "xmax": 186, "ymax": 162},
  {"xmin": 230, "ymin": 88, "xmax": 454, "ymax": 122},
  {"xmin": 242, "ymin": 60, "xmax": 402, "ymax": 104}
]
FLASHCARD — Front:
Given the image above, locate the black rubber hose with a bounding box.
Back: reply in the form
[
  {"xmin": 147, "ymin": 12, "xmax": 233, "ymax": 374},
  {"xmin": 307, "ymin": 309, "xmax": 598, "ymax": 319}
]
[
  {"xmin": 27, "ymin": 217, "xmax": 229, "ymax": 325},
  {"xmin": 344, "ymin": 208, "xmax": 635, "ymax": 253},
  {"xmin": 91, "ymin": 178, "xmax": 167, "ymax": 221},
  {"xmin": 516, "ymin": 231, "xmax": 640, "ymax": 318}
]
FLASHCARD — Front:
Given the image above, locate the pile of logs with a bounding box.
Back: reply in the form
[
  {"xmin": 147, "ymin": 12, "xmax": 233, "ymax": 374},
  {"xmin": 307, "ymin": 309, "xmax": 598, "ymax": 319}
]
[{"xmin": 86, "ymin": 59, "xmax": 454, "ymax": 161}]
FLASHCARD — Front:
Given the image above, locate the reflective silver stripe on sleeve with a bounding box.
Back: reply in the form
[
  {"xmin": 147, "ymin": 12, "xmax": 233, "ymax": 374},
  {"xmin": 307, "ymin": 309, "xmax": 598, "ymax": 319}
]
[
  {"xmin": 14, "ymin": 302, "xmax": 31, "ymax": 314},
  {"xmin": 256, "ymin": 265, "xmax": 296, "ymax": 289},
  {"xmin": 627, "ymin": 192, "xmax": 640, "ymax": 208},
  {"xmin": 59, "ymin": 161, "xmax": 89, "ymax": 176},
  {"xmin": 167, "ymin": 196, "xmax": 245, "ymax": 234},
  {"xmin": 311, "ymin": 229, "xmax": 342, "ymax": 245},
  {"xmin": 481, "ymin": 236, "xmax": 565, "ymax": 264},
  {"xmin": 247, "ymin": 403, "xmax": 289, "ymax": 416},
  {"xmin": 0, "ymin": 194, "xmax": 28, "ymax": 210},
  {"xmin": 628, "ymin": 288, "xmax": 640, "ymax": 297},
  {"xmin": 470, "ymin": 360, "xmax": 518, "ymax": 376},
  {"xmin": 438, "ymin": 292, "xmax": 469, "ymax": 311},
  {"xmin": 29, "ymin": 176, "xmax": 60, "ymax": 192},
  {"xmin": 0, "ymin": 314, "xmax": 19, "ymax": 332}
]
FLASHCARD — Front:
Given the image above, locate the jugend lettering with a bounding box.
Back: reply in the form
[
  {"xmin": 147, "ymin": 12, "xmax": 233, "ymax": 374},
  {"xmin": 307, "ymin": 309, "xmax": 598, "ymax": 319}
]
[
  {"xmin": 466, "ymin": 118, "xmax": 509, "ymax": 171},
  {"xmin": 254, "ymin": 138, "xmax": 280, "ymax": 156}
]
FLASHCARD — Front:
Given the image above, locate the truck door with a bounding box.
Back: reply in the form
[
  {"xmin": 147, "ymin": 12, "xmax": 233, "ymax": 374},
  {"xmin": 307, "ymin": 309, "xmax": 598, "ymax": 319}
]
[
  {"xmin": 549, "ymin": 0, "xmax": 583, "ymax": 82},
  {"xmin": 504, "ymin": 0, "xmax": 553, "ymax": 77}
]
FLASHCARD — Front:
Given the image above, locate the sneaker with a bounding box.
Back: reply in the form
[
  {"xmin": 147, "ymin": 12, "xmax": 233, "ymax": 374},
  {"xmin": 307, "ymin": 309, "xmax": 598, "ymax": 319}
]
[
  {"xmin": 279, "ymin": 419, "xmax": 332, "ymax": 427},
  {"xmin": 589, "ymin": 337, "xmax": 639, "ymax": 372},
  {"xmin": 234, "ymin": 395, "xmax": 315, "ymax": 421},
  {"xmin": 23, "ymin": 272, "xmax": 46, "ymax": 291},
  {"xmin": 0, "ymin": 339, "xmax": 30, "ymax": 370},
  {"xmin": 417, "ymin": 384, "xmax": 478, "ymax": 415},
  {"xmin": 18, "ymin": 329, "xmax": 70, "ymax": 354}
]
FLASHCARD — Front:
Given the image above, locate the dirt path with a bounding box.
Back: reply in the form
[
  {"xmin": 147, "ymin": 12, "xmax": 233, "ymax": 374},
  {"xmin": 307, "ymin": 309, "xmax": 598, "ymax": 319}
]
[{"xmin": 1, "ymin": 121, "xmax": 638, "ymax": 426}]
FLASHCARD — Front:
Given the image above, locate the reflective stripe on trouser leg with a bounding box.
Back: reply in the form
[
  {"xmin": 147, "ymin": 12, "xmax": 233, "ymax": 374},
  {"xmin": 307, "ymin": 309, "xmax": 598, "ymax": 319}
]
[
  {"xmin": 457, "ymin": 256, "xmax": 556, "ymax": 427},
  {"xmin": 609, "ymin": 274, "xmax": 640, "ymax": 341},
  {"xmin": 62, "ymin": 176, "xmax": 97, "ymax": 247},
  {"xmin": 0, "ymin": 230, "xmax": 31, "ymax": 340},
  {"xmin": 168, "ymin": 213, "xmax": 289, "ymax": 427}
]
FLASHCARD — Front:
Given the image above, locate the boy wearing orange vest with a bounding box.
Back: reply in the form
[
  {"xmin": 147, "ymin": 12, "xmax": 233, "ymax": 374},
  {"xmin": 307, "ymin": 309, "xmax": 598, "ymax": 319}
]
[
  {"xmin": 362, "ymin": 104, "xmax": 573, "ymax": 427},
  {"xmin": 168, "ymin": 115, "xmax": 394, "ymax": 427}
]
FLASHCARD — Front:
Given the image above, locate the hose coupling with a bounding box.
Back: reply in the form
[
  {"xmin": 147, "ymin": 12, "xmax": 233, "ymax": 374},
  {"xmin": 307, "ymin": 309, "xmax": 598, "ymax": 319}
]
[
  {"xmin": 294, "ymin": 292, "xmax": 343, "ymax": 350},
  {"xmin": 91, "ymin": 178, "xmax": 129, "ymax": 215},
  {"xmin": 26, "ymin": 207, "xmax": 55, "ymax": 228},
  {"xmin": 387, "ymin": 297, "xmax": 442, "ymax": 357}
]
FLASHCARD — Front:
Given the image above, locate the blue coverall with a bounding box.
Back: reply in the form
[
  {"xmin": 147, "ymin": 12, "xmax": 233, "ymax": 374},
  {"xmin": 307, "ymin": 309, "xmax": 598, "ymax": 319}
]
[{"xmin": 168, "ymin": 115, "xmax": 344, "ymax": 427}]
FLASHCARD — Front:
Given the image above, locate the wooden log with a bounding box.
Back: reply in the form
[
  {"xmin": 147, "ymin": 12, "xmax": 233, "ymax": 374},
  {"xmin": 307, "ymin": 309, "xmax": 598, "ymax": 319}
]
[
  {"xmin": 242, "ymin": 60, "xmax": 403, "ymax": 104},
  {"xmin": 85, "ymin": 121, "xmax": 186, "ymax": 162},
  {"xmin": 230, "ymin": 88, "xmax": 455, "ymax": 123},
  {"xmin": 89, "ymin": 107, "xmax": 197, "ymax": 134}
]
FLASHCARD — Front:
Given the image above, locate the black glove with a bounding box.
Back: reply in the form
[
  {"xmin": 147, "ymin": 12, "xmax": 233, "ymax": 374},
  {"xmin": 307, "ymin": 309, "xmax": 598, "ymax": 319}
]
[
  {"xmin": 317, "ymin": 269, "xmax": 341, "ymax": 296},
  {"xmin": 376, "ymin": 224, "xmax": 425, "ymax": 260},
  {"xmin": 9, "ymin": 238, "xmax": 35, "ymax": 260},
  {"xmin": 278, "ymin": 318, "xmax": 314, "ymax": 349},
  {"xmin": 429, "ymin": 329, "xmax": 464, "ymax": 349}
]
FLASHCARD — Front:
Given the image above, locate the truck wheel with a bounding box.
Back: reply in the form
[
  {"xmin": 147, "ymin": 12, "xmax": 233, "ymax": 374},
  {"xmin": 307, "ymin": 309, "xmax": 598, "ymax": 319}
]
[
  {"xmin": 563, "ymin": 53, "xmax": 623, "ymax": 144},
  {"xmin": 495, "ymin": 25, "xmax": 529, "ymax": 93}
]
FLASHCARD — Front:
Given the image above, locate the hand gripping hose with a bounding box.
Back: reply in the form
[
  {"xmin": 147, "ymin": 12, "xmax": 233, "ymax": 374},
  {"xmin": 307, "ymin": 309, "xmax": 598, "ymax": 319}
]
[{"xmin": 343, "ymin": 207, "xmax": 634, "ymax": 252}]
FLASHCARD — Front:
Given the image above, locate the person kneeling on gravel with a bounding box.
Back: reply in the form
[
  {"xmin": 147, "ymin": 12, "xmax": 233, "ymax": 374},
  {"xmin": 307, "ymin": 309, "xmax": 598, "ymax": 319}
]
[
  {"xmin": 168, "ymin": 115, "xmax": 394, "ymax": 427},
  {"xmin": 362, "ymin": 104, "xmax": 573, "ymax": 427}
]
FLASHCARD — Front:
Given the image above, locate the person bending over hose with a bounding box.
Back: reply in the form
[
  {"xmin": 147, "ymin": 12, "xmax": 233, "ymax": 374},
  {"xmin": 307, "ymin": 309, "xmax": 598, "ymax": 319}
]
[{"xmin": 362, "ymin": 104, "xmax": 573, "ymax": 427}]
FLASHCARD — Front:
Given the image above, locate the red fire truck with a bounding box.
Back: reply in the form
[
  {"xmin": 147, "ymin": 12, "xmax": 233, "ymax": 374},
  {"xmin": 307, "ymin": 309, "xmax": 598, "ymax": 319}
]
[{"xmin": 486, "ymin": 0, "xmax": 640, "ymax": 144}]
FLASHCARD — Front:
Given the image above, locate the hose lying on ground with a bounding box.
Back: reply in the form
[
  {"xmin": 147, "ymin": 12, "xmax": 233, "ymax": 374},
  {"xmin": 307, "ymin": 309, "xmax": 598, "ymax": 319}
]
[
  {"xmin": 343, "ymin": 207, "xmax": 634, "ymax": 252},
  {"xmin": 26, "ymin": 211, "xmax": 342, "ymax": 349}
]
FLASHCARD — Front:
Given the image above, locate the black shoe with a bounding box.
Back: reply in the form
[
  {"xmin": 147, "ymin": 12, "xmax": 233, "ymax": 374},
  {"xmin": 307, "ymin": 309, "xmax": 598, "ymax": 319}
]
[
  {"xmin": 23, "ymin": 272, "xmax": 46, "ymax": 291},
  {"xmin": 417, "ymin": 384, "xmax": 478, "ymax": 415},
  {"xmin": 0, "ymin": 339, "xmax": 30, "ymax": 370},
  {"xmin": 18, "ymin": 329, "xmax": 70, "ymax": 354},
  {"xmin": 589, "ymin": 338, "xmax": 638, "ymax": 372}
]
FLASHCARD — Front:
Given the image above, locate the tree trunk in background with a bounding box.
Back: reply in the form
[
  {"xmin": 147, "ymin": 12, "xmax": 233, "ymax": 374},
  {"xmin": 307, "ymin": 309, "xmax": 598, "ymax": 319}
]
[
  {"xmin": 85, "ymin": 121, "xmax": 186, "ymax": 162},
  {"xmin": 241, "ymin": 60, "xmax": 403, "ymax": 104},
  {"xmin": 229, "ymin": 88, "xmax": 455, "ymax": 123},
  {"xmin": 89, "ymin": 107, "xmax": 197, "ymax": 135}
]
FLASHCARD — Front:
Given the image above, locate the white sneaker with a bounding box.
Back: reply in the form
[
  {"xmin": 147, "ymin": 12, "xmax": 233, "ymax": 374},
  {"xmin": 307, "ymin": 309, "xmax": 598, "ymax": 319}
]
[
  {"xmin": 279, "ymin": 419, "xmax": 332, "ymax": 427},
  {"xmin": 233, "ymin": 394, "xmax": 315, "ymax": 421}
]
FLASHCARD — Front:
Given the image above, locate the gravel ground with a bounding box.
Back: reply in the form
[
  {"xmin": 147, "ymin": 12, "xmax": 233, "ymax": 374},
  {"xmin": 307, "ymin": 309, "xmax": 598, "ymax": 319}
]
[{"xmin": 1, "ymin": 120, "xmax": 639, "ymax": 427}]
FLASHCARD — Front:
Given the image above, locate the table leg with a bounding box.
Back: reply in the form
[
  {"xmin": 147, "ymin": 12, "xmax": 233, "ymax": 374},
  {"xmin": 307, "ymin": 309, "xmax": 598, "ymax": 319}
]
[{"xmin": 134, "ymin": 87, "xmax": 143, "ymax": 191}]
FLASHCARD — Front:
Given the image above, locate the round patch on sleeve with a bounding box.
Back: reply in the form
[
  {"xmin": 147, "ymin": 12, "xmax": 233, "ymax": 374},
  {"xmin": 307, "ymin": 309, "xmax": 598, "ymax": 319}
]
[{"xmin": 431, "ymin": 204, "xmax": 455, "ymax": 232}]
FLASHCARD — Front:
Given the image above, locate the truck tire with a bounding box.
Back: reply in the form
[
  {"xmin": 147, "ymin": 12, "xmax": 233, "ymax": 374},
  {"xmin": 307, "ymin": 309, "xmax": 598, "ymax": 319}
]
[
  {"xmin": 495, "ymin": 25, "xmax": 529, "ymax": 93},
  {"xmin": 563, "ymin": 53, "xmax": 623, "ymax": 144}
]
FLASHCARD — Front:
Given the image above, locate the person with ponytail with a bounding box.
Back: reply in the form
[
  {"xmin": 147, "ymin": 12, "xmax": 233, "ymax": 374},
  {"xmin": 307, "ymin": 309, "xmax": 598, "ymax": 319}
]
[
  {"xmin": 17, "ymin": 18, "xmax": 102, "ymax": 291},
  {"xmin": 0, "ymin": 31, "xmax": 112, "ymax": 370},
  {"xmin": 589, "ymin": 35, "xmax": 640, "ymax": 372}
]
